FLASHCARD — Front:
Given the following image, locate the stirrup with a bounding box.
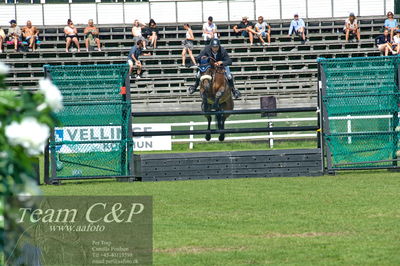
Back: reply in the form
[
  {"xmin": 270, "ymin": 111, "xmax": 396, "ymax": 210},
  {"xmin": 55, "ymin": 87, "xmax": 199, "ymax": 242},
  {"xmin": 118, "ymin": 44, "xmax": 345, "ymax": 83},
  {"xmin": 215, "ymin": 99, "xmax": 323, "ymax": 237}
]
[
  {"xmin": 188, "ymin": 86, "xmax": 198, "ymax": 94},
  {"xmin": 232, "ymin": 89, "xmax": 241, "ymax": 99}
]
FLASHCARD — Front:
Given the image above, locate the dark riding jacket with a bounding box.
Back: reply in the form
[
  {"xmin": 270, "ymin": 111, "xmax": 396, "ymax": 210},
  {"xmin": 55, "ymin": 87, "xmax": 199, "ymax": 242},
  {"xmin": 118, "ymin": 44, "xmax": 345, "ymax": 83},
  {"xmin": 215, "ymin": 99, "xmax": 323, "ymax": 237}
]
[{"xmin": 196, "ymin": 45, "xmax": 232, "ymax": 66}]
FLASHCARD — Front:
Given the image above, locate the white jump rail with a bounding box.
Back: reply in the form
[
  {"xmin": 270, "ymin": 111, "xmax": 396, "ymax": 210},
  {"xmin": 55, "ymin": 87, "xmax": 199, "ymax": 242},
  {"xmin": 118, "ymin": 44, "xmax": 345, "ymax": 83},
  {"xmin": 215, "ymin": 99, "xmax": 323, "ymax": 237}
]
[
  {"xmin": 170, "ymin": 117, "xmax": 318, "ymax": 149},
  {"xmin": 169, "ymin": 114, "xmax": 397, "ymax": 148}
]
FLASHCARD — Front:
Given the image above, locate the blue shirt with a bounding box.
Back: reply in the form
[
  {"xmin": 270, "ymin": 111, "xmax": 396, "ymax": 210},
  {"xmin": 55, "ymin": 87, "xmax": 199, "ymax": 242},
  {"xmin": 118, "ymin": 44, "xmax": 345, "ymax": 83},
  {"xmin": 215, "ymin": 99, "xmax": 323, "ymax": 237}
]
[
  {"xmin": 289, "ymin": 19, "xmax": 305, "ymax": 35},
  {"xmin": 384, "ymin": 19, "xmax": 398, "ymax": 28},
  {"xmin": 127, "ymin": 45, "xmax": 142, "ymax": 61}
]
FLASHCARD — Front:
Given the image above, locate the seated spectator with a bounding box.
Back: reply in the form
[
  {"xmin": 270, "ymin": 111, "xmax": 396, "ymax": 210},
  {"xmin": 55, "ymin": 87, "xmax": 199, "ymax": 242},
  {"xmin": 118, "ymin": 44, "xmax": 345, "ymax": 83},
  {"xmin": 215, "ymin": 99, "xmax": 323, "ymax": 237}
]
[
  {"xmin": 251, "ymin": 16, "xmax": 271, "ymax": 45},
  {"xmin": 7, "ymin": 19, "xmax": 21, "ymax": 52},
  {"xmin": 132, "ymin": 19, "xmax": 147, "ymax": 50},
  {"xmin": 21, "ymin": 20, "xmax": 39, "ymax": 51},
  {"xmin": 64, "ymin": 19, "xmax": 80, "ymax": 52},
  {"xmin": 233, "ymin": 16, "xmax": 255, "ymax": 45},
  {"xmin": 84, "ymin": 19, "xmax": 101, "ymax": 52},
  {"xmin": 0, "ymin": 27, "xmax": 5, "ymax": 53},
  {"xmin": 202, "ymin": 16, "xmax": 218, "ymax": 42},
  {"xmin": 143, "ymin": 19, "xmax": 158, "ymax": 49},
  {"xmin": 384, "ymin": 11, "xmax": 398, "ymax": 41},
  {"xmin": 343, "ymin": 13, "xmax": 360, "ymax": 42},
  {"xmin": 392, "ymin": 29, "xmax": 400, "ymax": 54},
  {"xmin": 181, "ymin": 23, "xmax": 197, "ymax": 67},
  {"xmin": 288, "ymin": 13, "xmax": 306, "ymax": 44},
  {"xmin": 375, "ymin": 29, "xmax": 394, "ymax": 56},
  {"xmin": 128, "ymin": 40, "xmax": 151, "ymax": 79}
]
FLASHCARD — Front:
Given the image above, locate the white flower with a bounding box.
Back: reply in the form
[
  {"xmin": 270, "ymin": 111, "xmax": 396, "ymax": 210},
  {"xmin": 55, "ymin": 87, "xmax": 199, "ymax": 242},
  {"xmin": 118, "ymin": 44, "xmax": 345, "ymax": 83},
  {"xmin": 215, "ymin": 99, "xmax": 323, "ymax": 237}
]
[
  {"xmin": 5, "ymin": 117, "xmax": 50, "ymax": 155},
  {"xmin": 39, "ymin": 79, "xmax": 63, "ymax": 112},
  {"xmin": 0, "ymin": 61, "xmax": 9, "ymax": 75}
]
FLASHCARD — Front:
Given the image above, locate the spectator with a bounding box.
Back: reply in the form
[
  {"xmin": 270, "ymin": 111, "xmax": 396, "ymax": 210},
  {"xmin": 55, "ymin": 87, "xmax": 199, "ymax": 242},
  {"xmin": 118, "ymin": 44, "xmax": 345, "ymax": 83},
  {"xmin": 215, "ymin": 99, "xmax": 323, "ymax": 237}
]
[
  {"xmin": 181, "ymin": 24, "xmax": 197, "ymax": 68},
  {"xmin": 132, "ymin": 19, "xmax": 147, "ymax": 50},
  {"xmin": 233, "ymin": 16, "xmax": 255, "ymax": 45},
  {"xmin": 384, "ymin": 11, "xmax": 398, "ymax": 41},
  {"xmin": 202, "ymin": 16, "xmax": 218, "ymax": 42},
  {"xmin": 7, "ymin": 20, "xmax": 21, "ymax": 52},
  {"xmin": 84, "ymin": 19, "xmax": 101, "ymax": 52},
  {"xmin": 392, "ymin": 29, "xmax": 400, "ymax": 54},
  {"xmin": 0, "ymin": 27, "xmax": 5, "ymax": 53},
  {"xmin": 128, "ymin": 40, "xmax": 151, "ymax": 79},
  {"xmin": 252, "ymin": 16, "xmax": 271, "ymax": 45},
  {"xmin": 375, "ymin": 29, "xmax": 394, "ymax": 56},
  {"xmin": 143, "ymin": 19, "xmax": 158, "ymax": 49},
  {"xmin": 64, "ymin": 19, "xmax": 80, "ymax": 52},
  {"xmin": 21, "ymin": 20, "xmax": 39, "ymax": 51},
  {"xmin": 343, "ymin": 13, "xmax": 360, "ymax": 42},
  {"xmin": 288, "ymin": 13, "xmax": 306, "ymax": 44}
]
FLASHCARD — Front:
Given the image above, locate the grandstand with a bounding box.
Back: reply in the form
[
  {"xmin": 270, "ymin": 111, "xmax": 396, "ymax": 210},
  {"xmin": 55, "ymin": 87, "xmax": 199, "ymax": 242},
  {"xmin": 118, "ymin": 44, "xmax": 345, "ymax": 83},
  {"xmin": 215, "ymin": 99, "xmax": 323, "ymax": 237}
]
[{"xmin": 0, "ymin": 0, "xmax": 394, "ymax": 111}]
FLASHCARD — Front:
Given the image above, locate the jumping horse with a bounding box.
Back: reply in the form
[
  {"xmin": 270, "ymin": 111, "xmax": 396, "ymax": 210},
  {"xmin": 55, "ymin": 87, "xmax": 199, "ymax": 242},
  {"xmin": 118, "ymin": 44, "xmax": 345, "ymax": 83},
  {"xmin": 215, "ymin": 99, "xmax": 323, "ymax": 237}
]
[{"xmin": 198, "ymin": 57, "xmax": 234, "ymax": 141}]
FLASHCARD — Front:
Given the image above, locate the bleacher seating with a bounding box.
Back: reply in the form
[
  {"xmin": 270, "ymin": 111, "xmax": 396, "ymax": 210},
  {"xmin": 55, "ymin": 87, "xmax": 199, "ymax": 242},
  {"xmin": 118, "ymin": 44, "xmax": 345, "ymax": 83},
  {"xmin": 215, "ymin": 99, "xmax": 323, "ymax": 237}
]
[{"xmin": 1, "ymin": 16, "xmax": 387, "ymax": 111}]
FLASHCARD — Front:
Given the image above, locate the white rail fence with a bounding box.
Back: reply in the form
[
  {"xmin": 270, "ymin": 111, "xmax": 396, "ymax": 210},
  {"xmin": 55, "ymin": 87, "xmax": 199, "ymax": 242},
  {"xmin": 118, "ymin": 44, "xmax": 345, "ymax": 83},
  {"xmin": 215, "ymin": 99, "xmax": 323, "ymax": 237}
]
[
  {"xmin": 170, "ymin": 117, "xmax": 318, "ymax": 149},
  {"xmin": 167, "ymin": 114, "xmax": 396, "ymax": 149},
  {"xmin": 0, "ymin": 0, "xmax": 394, "ymax": 26},
  {"xmin": 330, "ymin": 114, "xmax": 394, "ymax": 144}
]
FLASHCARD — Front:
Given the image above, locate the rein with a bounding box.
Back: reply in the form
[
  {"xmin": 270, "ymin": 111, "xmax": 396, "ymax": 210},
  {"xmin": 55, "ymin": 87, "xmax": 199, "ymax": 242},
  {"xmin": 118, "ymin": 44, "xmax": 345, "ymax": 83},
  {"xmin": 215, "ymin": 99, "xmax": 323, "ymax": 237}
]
[{"xmin": 214, "ymin": 65, "xmax": 225, "ymax": 74}]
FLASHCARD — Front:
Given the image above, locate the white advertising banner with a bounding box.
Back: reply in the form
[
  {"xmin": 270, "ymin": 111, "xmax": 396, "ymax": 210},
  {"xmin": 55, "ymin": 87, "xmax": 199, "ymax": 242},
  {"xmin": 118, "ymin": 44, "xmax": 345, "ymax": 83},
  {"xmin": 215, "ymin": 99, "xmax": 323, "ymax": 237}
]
[
  {"xmin": 54, "ymin": 124, "xmax": 171, "ymax": 153},
  {"xmin": 132, "ymin": 124, "xmax": 172, "ymax": 151}
]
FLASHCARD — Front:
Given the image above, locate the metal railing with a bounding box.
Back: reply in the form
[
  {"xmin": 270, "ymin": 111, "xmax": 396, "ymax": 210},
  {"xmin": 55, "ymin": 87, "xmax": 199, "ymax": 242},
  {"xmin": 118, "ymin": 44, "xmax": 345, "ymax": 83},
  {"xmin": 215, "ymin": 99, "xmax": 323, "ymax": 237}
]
[{"xmin": 0, "ymin": 0, "xmax": 393, "ymax": 26}]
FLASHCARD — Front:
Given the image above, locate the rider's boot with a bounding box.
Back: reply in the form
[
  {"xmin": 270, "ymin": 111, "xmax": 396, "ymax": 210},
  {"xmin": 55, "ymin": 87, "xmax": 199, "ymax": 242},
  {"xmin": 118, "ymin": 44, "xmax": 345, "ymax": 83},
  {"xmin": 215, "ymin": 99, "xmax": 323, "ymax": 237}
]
[
  {"xmin": 228, "ymin": 78, "xmax": 241, "ymax": 99},
  {"xmin": 188, "ymin": 76, "xmax": 200, "ymax": 94}
]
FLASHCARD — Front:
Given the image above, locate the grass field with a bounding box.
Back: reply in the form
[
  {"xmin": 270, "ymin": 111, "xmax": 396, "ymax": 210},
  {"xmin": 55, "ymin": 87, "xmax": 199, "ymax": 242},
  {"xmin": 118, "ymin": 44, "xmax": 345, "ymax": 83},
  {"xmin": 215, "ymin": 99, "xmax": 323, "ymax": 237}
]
[
  {"xmin": 42, "ymin": 170, "xmax": 400, "ymax": 265},
  {"xmin": 40, "ymin": 111, "xmax": 400, "ymax": 264}
]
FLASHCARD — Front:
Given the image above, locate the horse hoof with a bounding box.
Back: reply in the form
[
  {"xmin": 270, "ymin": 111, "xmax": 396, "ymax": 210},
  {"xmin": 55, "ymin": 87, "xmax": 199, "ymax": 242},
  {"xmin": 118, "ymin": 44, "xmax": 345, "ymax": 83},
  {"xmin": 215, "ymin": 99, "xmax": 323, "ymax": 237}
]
[
  {"xmin": 219, "ymin": 134, "xmax": 225, "ymax": 141},
  {"xmin": 205, "ymin": 134, "xmax": 211, "ymax": 141}
]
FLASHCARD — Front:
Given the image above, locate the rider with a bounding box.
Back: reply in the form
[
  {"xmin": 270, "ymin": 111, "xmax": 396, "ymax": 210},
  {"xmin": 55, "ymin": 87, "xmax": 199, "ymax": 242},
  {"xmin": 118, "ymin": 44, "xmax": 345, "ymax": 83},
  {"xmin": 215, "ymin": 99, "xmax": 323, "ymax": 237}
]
[{"xmin": 188, "ymin": 38, "xmax": 241, "ymax": 99}]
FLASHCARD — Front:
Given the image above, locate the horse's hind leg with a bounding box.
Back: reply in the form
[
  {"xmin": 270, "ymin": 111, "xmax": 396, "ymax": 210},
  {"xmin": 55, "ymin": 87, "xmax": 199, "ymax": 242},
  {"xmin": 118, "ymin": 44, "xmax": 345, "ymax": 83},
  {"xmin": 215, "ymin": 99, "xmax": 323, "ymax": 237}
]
[{"xmin": 205, "ymin": 115, "xmax": 212, "ymax": 141}]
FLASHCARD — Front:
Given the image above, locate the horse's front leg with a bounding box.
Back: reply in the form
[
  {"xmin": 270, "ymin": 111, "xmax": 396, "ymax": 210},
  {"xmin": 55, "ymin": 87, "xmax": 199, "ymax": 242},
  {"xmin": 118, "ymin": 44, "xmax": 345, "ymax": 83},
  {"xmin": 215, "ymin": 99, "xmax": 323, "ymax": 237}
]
[
  {"xmin": 205, "ymin": 115, "xmax": 212, "ymax": 141},
  {"xmin": 201, "ymin": 91, "xmax": 208, "ymax": 111},
  {"xmin": 201, "ymin": 92, "xmax": 212, "ymax": 141},
  {"xmin": 212, "ymin": 90, "xmax": 224, "ymax": 110},
  {"xmin": 218, "ymin": 114, "xmax": 226, "ymax": 141}
]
